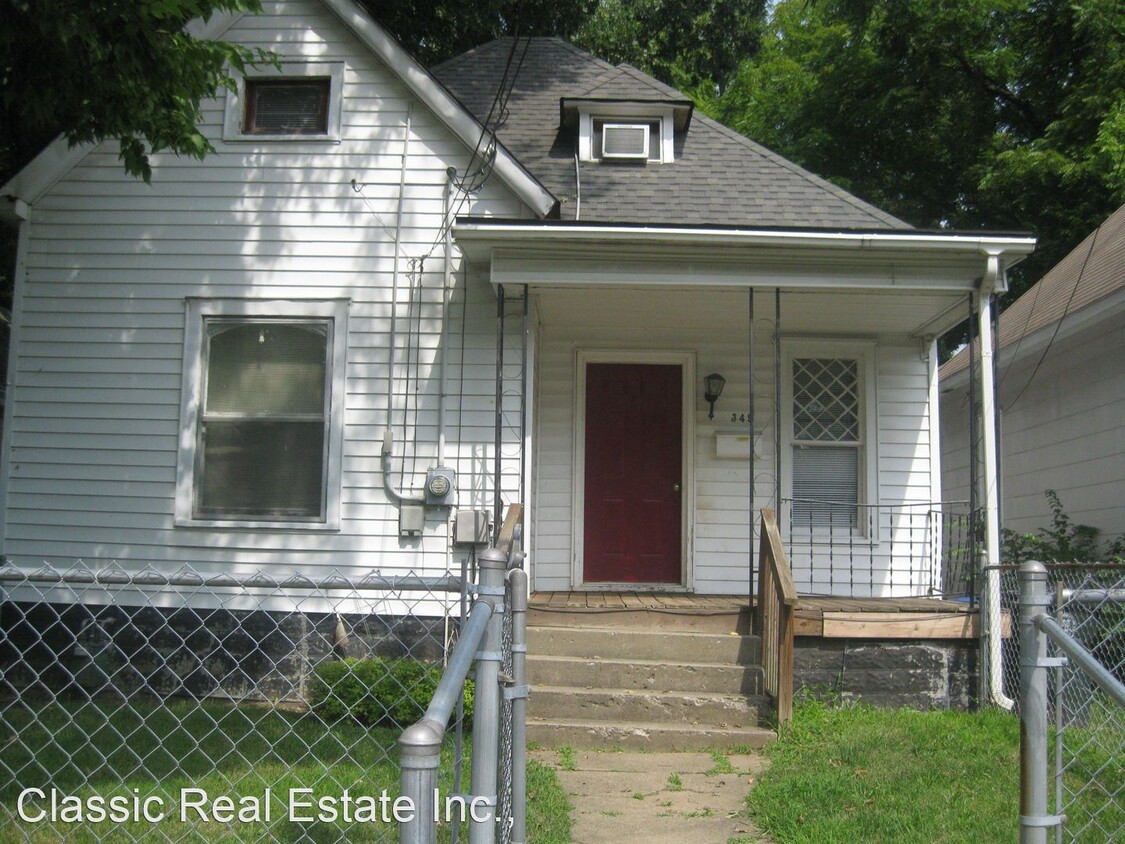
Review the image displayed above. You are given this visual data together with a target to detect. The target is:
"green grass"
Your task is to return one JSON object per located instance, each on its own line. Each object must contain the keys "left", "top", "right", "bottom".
{"left": 0, "top": 697, "right": 570, "bottom": 843}
{"left": 746, "top": 700, "right": 1021, "bottom": 843}
{"left": 748, "top": 699, "right": 1125, "bottom": 843}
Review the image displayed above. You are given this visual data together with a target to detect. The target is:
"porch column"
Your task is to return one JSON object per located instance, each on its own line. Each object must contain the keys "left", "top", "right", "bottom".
{"left": 977, "top": 290, "right": 1001, "bottom": 576}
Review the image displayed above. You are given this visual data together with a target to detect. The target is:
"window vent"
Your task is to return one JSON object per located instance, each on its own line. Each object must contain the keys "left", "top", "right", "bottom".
{"left": 601, "top": 123, "right": 650, "bottom": 159}
{"left": 244, "top": 78, "right": 330, "bottom": 135}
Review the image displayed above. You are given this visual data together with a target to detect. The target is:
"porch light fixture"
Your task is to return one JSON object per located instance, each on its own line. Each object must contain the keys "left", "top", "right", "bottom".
{"left": 704, "top": 372, "right": 726, "bottom": 419}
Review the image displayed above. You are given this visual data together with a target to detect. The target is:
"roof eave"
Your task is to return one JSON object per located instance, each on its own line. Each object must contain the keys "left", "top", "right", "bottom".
{"left": 454, "top": 220, "right": 1037, "bottom": 297}
{"left": 454, "top": 219, "right": 1036, "bottom": 260}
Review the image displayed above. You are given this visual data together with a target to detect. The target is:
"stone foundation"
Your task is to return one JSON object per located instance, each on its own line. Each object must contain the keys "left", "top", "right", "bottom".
{"left": 0, "top": 600, "right": 448, "bottom": 706}
{"left": 794, "top": 637, "right": 979, "bottom": 709}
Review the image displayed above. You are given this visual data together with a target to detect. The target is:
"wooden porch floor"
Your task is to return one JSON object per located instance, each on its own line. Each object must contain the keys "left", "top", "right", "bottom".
{"left": 530, "top": 591, "right": 984, "bottom": 639}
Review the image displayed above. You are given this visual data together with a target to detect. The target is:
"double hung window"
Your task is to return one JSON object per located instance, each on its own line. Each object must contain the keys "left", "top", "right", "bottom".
{"left": 784, "top": 342, "right": 876, "bottom": 532}
{"left": 176, "top": 300, "right": 348, "bottom": 529}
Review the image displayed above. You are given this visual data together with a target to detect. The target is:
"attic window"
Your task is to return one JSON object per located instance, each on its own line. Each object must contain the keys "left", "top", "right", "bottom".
{"left": 244, "top": 79, "right": 330, "bottom": 135}
{"left": 223, "top": 62, "right": 345, "bottom": 142}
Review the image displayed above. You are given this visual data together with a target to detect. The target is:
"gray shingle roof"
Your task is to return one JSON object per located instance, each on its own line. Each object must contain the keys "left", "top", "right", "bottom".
{"left": 432, "top": 37, "right": 911, "bottom": 230}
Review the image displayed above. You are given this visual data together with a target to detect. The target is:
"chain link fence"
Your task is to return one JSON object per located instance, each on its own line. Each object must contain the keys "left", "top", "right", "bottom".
{"left": 997, "top": 563, "right": 1125, "bottom": 842}
{"left": 0, "top": 560, "right": 476, "bottom": 843}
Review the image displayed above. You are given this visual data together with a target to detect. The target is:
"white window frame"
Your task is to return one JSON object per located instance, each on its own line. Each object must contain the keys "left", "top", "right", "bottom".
{"left": 781, "top": 339, "right": 878, "bottom": 541}
{"left": 175, "top": 298, "right": 349, "bottom": 530}
{"left": 223, "top": 62, "right": 345, "bottom": 142}
{"left": 578, "top": 104, "right": 675, "bottom": 163}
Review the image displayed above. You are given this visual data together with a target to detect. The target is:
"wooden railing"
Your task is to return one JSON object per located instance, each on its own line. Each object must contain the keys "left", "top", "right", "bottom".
{"left": 753, "top": 508, "right": 799, "bottom": 726}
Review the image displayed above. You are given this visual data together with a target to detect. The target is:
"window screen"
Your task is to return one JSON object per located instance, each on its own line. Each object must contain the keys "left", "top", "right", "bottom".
{"left": 244, "top": 79, "right": 330, "bottom": 135}
{"left": 792, "top": 358, "right": 861, "bottom": 527}
{"left": 196, "top": 321, "right": 329, "bottom": 519}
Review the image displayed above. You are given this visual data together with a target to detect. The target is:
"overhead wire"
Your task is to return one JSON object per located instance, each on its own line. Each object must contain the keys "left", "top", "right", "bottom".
{"left": 347, "top": 28, "right": 533, "bottom": 503}
{"left": 414, "top": 32, "right": 531, "bottom": 270}
{"left": 1001, "top": 224, "right": 1100, "bottom": 412}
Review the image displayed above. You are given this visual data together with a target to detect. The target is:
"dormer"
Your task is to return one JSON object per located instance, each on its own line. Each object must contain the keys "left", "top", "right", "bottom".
{"left": 561, "top": 98, "right": 694, "bottom": 164}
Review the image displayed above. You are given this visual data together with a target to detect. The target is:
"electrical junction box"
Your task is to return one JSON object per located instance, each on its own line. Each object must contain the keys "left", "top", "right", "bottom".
{"left": 399, "top": 505, "right": 424, "bottom": 537}
{"left": 424, "top": 467, "right": 457, "bottom": 507}
{"left": 454, "top": 510, "right": 491, "bottom": 546}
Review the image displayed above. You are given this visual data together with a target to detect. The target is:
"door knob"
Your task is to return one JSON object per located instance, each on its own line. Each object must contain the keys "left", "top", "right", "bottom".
{"left": 673, "top": 482, "right": 681, "bottom": 493}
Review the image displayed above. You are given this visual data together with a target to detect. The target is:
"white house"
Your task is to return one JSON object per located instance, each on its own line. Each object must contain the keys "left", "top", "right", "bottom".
{"left": 0, "top": 0, "right": 1035, "bottom": 603}
{"left": 942, "top": 204, "right": 1125, "bottom": 552}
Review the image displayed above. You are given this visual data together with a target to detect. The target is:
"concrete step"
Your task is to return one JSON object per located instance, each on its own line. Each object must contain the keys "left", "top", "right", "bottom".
{"left": 527, "top": 717, "right": 775, "bottom": 752}
{"left": 528, "top": 653, "right": 763, "bottom": 695}
{"left": 528, "top": 626, "right": 760, "bottom": 664}
{"left": 529, "top": 606, "right": 750, "bottom": 634}
{"left": 530, "top": 685, "right": 766, "bottom": 729}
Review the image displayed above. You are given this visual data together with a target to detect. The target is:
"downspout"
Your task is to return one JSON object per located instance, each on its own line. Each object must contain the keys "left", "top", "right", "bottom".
{"left": 573, "top": 151, "right": 581, "bottom": 221}
{"left": 978, "top": 254, "right": 1015, "bottom": 710}
{"left": 438, "top": 166, "right": 456, "bottom": 464}
{"left": 927, "top": 337, "right": 942, "bottom": 594}
{"left": 382, "top": 104, "right": 424, "bottom": 504}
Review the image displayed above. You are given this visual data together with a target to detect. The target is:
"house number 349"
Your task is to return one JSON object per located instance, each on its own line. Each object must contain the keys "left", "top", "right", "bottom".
{"left": 729, "top": 413, "right": 752, "bottom": 423}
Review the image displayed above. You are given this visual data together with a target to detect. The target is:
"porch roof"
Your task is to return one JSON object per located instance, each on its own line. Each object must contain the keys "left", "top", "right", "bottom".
{"left": 454, "top": 220, "right": 1035, "bottom": 337}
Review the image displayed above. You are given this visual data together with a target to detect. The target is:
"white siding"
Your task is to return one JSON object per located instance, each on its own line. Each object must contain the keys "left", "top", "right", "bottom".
{"left": 530, "top": 288, "right": 936, "bottom": 595}
{"left": 3, "top": 0, "right": 527, "bottom": 580}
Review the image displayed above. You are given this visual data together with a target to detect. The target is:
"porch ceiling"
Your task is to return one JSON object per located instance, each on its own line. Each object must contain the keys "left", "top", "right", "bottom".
{"left": 534, "top": 286, "right": 971, "bottom": 339}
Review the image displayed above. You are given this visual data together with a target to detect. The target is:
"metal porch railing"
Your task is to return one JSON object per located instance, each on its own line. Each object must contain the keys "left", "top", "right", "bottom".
{"left": 781, "top": 498, "right": 978, "bottom": 598}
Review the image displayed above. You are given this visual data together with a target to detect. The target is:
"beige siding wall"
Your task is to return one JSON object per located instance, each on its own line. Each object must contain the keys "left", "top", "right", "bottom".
{"left": 941, "top": 307, "right": 1125, "bottom": 549}
{"left": 2, "top": 0, "right": 527, "bottom": 577}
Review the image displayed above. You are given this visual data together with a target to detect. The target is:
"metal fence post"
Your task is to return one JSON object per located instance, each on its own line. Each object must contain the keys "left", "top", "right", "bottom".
{"left": 507, "top": 566, "right": 529, "bottom": 844}
{"left": 470, "top": 548, "right": 506, "bottom": 844}
{"left": 399, "top": 722, "right": 442, "bottom": 844}
{"left": 1019, "top": 560, "right": 1054, "bottom": 843}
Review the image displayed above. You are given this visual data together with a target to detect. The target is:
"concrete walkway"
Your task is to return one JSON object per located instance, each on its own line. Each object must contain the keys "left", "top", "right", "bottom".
{"left": 532, "top": 748, "right": 772, "bottom": 843}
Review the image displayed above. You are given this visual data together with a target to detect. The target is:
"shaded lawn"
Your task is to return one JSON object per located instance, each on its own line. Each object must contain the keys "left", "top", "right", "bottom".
{"left": 0, "top": 697, "right": 569, "bottom": 843}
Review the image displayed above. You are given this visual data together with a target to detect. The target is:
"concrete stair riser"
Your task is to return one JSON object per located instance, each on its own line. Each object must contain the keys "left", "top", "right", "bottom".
{"left": 528, "top": 653, "right": 763, "bottom": 694}
{"left": 531, "top": 685, "right": 765, "bottom": 729}
{"left": 527, "top": 719, "right": 775, "bottom": 752}
{"left": 528, "top": 627, "right": 760, "bottom": 664}
{"left": 529, "top": 607, "right": 750, "bottom": 634}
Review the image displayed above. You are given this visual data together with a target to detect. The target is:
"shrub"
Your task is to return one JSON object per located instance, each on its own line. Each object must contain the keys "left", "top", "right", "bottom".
{"left": 1002, "top": 489, "right": 1104, "bottom": 563}
{"left": 308, "top": 656, "right": 474, "bottom": 728}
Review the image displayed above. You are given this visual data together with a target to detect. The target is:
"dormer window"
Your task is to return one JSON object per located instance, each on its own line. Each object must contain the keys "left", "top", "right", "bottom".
{"left": 563, "top": 98, "right": 693, "bottom": 165}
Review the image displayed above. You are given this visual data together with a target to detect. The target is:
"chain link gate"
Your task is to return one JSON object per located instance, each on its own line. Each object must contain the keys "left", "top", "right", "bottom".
{"left": 398, "top": 534, "right": 528, "bottom": 844}
{"left": 1009, "top": 562, "right": 1125, "bottom": 843}
{"left": 0, "top": 561, "right": 468, "bottom": 842}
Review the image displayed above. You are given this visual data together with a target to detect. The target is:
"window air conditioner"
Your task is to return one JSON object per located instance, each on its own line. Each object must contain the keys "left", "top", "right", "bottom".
{"left": 601, "top": 123, "right": 650, "bottom": 159}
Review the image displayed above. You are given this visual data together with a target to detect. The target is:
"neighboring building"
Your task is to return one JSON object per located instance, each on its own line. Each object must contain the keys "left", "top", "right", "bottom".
{"left": 1, "top": 0, "right": 1034, "bottom": 604}
{"left": 941, "top": 205, "right": 1125, "bottom": 552}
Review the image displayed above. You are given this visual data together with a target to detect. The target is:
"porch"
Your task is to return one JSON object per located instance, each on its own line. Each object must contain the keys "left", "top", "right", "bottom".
{"left": 528, "top": 590, "right": 981, "bottom": 640}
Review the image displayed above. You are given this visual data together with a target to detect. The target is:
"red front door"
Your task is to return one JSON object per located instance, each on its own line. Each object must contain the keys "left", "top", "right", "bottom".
{"left": 583, "top": 363, "right": 683, "bottom": 584}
